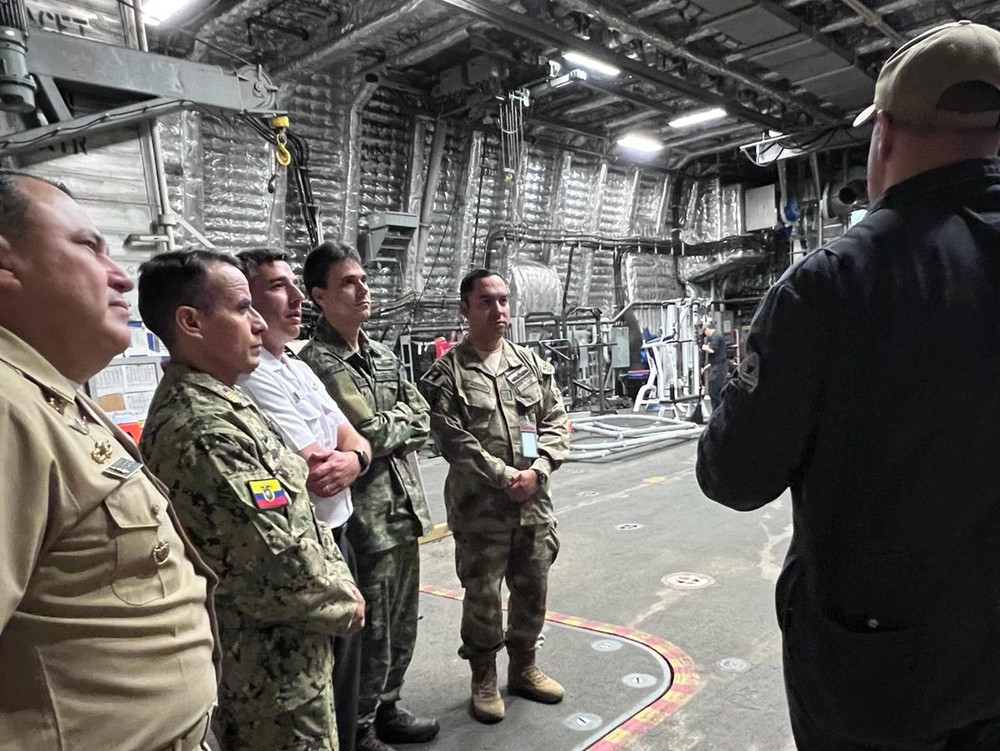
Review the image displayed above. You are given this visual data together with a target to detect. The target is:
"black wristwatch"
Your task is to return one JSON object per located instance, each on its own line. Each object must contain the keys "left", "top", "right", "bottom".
{"left": 532, "top": 468, "right": 547, "bottom": 488}
{"left": 352, "top": 449, "right": 371, "bottom": 476}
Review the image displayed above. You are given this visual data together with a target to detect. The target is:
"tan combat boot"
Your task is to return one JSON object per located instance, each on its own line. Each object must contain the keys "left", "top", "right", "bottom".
{"left": 507, "top": 649, "right": 565, "bottom": 704}
{"left": 469, "top": 654, "right": 505, "bottom": 723}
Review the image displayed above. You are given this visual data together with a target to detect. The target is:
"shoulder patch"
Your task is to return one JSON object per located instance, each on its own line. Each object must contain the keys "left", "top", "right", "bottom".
{"left": 734, "top": 353, "right": 760, "bottom": 393}
{"left": 248, "top": 478, "right": 289, "bottom": 509}
{"left": 421, "top": 367, "right": 448, "bottom": 387}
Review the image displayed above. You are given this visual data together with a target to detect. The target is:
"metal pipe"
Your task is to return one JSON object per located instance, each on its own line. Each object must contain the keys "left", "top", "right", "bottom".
{"left": 604, "top": 109, "right": 664, "bottom": 131}
{"left": 414, "top": 117, "right": 448, "bottom": 292}
{"left": 275, "top": 0, "right": 425, "bottom": 79}
{"left": 130, "top": 0, "right": 175, "bottom": 250}
{"left": 558, "top": 93, "right": 620, "bottom": 118}
{"left": 809, "top": 151, "right": 823, "bottom": 249}
{"left": 659, "top": 122, "right": 760, "bottom": 150}
{"left": 342, "top": 78, "right": 380, "bottom": 243}
{"left": 675, "top": 132, "right": 763, "bottom": 167}
{"left": 360, "top": 18, "right": 469, "bottom": 76}
{"left": 556, "top": 0, "right": 841, "bottom": 125}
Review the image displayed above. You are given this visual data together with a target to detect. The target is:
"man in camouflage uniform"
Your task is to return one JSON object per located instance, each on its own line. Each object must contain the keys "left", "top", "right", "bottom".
{"left": 137, "top": 250, "right": 365, "bottom": 751}
{"left": 420, "top": 269, "right": 568, "bottom": 724}
{"left": 300, "top": 242, "right": 438, "bottom": 751}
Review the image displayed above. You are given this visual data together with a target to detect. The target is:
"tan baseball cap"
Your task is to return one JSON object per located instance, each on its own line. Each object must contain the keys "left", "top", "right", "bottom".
{"left": 853, "top": 20, "right": 1000, "bottom": 129}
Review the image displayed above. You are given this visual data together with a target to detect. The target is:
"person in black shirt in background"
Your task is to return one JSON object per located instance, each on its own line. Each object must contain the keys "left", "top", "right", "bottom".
{"left": 700, "top": 320, "right": 727, "bottom": 411}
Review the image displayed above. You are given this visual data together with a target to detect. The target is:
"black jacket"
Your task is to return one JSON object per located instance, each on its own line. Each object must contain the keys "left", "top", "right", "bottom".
{"left": 697, "top": 157, "right": 1000, "bottom": 746}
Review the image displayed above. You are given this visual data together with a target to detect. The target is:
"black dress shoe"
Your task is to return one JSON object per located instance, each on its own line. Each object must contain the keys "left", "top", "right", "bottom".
{"left": 374, "top": 703, "right": 440, "bottom": 744}
{"left": 356, "top": 724, "right": 397, "bottom": 751}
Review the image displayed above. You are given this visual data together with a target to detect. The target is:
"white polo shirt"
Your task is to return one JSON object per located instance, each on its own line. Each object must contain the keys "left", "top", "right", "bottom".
{"left": 239, "top": 348, "right": 354, "bottom": 527}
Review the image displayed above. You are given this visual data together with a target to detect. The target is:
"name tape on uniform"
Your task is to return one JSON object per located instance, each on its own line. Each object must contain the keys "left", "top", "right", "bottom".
{"left": 102, "top": 457, "right": 143, "bottom": 480}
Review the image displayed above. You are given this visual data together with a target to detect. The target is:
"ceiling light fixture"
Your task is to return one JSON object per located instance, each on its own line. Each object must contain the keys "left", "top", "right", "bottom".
{"left": 562, "top": 51, "right": 620, "bottom": 78}
{"left": 668, "top": 107, "right": 727, "bottom": 129}
{"left": 616, "top": 132, "right": 665, "bottom": 153}
{"left": 142, "top": 0, "right": 195, "bottom": 25}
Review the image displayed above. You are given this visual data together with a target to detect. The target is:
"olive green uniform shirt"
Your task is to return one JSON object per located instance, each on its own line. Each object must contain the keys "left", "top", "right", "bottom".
{"left": 421, "top": 340, "right": 570, "bottom": 533}
{"left": 0, "top": 327, "right": 218, "bottom": 751}
{"left": 299, "top": 321, "right": 432, "bottom": 554}
{"left": 139, "top": 364, "right": 359, "bottom": 730}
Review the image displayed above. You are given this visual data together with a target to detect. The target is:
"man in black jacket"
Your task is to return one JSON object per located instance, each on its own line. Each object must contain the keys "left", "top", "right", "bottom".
{"left": 697, "top": 21, "right": 1000, "bottom": 751}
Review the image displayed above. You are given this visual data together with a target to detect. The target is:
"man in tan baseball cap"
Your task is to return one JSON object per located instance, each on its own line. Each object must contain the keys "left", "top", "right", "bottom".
{"left": 698, "top": 19, "right": 1000, "bottom": 751}
{"left": 855, "top": 20, "right": 1000, "bottom": 201}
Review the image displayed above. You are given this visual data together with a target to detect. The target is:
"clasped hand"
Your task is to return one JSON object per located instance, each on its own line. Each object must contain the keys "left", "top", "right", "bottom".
{"left": 306, "top": 449, "right": 360, "bottom": 497}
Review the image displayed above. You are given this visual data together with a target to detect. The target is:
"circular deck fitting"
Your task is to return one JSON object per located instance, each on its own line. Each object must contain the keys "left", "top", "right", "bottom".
{"left": 717, "top": 657, "right": 751, "bottom": 673}
{"left": 564, "top": 712, "right": 603, "bottom": 731}
{"left": 621, "top": 673, "right": 658, "bottom": 688}
{"left": 662, "top": 572, "right": 715, "bottom": 590}
{"left": 579, "top": 490, "right": 599, "bottom": 497}
{"left": 591, "top": 638, "right": 624, "bottom": 652}
{"left": 615, "top": 523, "right": 644, "bottom": 531}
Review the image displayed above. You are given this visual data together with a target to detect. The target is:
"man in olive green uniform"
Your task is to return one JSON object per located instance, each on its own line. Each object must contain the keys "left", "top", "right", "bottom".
{"left": 137, "top": 250, "right": 365, "bottom": 751}
{"left": 420, "top": 269, "right": 569, "bottom": 724}
{"left": 0, "top": 172, "right": 219, "bottom": 751}
{"left": 300, "top": 242, "right": 438, "bottom": 751}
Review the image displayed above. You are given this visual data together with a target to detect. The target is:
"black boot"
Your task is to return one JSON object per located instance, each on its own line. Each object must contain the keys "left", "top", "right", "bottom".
{"left": 374, "top": 703, "right": 440, "bottom": 744}
{"left": 356, "top": 724, "right": 397, "bottom": 751}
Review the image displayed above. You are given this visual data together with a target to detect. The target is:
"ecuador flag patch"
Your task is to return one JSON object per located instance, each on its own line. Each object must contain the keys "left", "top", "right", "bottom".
{"left": 248, "top": 478, "right": 289, "bottom": 509}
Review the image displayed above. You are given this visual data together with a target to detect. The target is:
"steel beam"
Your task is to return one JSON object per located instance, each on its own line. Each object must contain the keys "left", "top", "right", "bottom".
{"left": 835, "top": 0, "right": 908, "bottom": 45}
{"left": 0, "top": 97, "right": 185, "bottom": 158}
{"left": 33, "top": 74, "right": 71, "bottom": 122}
{"left": 361, "top": 18, "right": 470, "bottom": 76}
{"left": 27, "top": 30, "right": 279, "bottom": 113}
{"left": 557, "top": 0, "right": 842, "bottom": 124}
{"left": 579, "top": 78, "right": 680, "bottom": 119}
{"left": 274, "top": 0, "right": 424, "bottom": 79}
{"left": 528, "top": 114, "right": 609, "bottom": 143}
{"left": 433, "top": 0, "right": 784, "bottom": 131}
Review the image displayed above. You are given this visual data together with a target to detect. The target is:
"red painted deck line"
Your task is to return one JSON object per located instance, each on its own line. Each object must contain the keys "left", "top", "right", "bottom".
{"left": 420, "top": 584, "right": 700, "bottom": 749}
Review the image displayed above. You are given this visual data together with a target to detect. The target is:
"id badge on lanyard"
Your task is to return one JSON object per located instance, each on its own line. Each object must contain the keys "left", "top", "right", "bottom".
{"left": 520, "top": 425, "right": 539, "bottom": 458}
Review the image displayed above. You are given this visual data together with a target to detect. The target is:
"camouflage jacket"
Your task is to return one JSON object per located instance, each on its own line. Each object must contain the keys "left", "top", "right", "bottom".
{"left": 139, "top": 364, "right": 359, "bottom": 720}
{"left": 299, "top": 320, "right": 432, "bottom": 555}
{"left": 420, "top": 340, "right": 570, "bottom": 533}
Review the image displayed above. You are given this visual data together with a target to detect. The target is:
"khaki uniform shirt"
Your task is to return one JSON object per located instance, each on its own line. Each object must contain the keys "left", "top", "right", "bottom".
{"left": 0, "top": 327, "right": 218, "bottom": 751}
{"left": 139, "top": 364, "right": 359, "bottom": 723}
{"left": 421, "top": 340, "right": 570, "bottom": 533}
{"left": 300, "top": 322, "right": 432, "bottom": 555}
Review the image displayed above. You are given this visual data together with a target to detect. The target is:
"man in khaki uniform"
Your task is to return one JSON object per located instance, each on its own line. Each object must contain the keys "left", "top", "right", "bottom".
{"left": 420, "top": 269, "right": 569, "bottom": 724}
{"left": 0, "top": 172, "right": 219, "bottom": 751}
{"left": 137, "top": 250, "right": 365, "bottom": 751}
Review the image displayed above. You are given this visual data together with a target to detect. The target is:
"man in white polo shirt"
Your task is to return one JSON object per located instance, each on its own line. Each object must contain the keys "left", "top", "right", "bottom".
{"left": 236, "top": 248, "right": 372, "bottom": 751}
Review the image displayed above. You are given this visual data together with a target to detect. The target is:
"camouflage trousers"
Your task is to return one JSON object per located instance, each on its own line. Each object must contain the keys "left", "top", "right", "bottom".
{"left": 354, "top": 539, "right": 421, "bottom": 725}
{"left": 453, "top": 523, "right": 560, "bottom": 658}
{"left": 217, "top": 680, "right": 337, "bottom": 751}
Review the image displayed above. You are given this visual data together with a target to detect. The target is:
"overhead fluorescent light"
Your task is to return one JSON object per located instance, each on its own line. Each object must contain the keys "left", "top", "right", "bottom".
{"left": 668, "top": 107, "right": 727, "bottom": 129}
{"left": 562, "top": 51, "right": 620, "bottom": 78}
{"left": 616, "top": 132, "right": 665, "bottom": 153}
{"left": 142, "top": 0, "right": 195, "bottom": 25}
